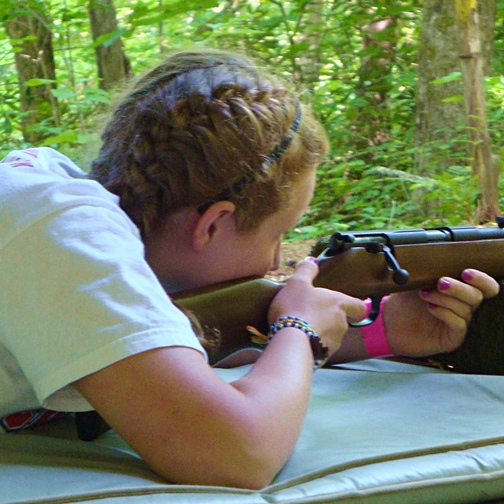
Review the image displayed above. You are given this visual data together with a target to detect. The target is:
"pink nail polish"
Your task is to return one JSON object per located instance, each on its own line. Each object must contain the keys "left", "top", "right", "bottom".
{"left": 304, "top": 256, "right": 319, "bottom": 265}
{"left": 420, "top": 289, "right": 432, "bottom": 297}
{"left": 439, "top": 279, "right": 450, "bottom": 291}
{"left": 462, "top": 269, "right": 474, "bottom": 282}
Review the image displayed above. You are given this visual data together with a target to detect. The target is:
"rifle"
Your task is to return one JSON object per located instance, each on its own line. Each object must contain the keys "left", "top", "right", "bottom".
{"left": 173, "top": 221, "right": 504, "bottom": 364}
{"left": 77, "top": 221, "right": 504, "bottom": 441}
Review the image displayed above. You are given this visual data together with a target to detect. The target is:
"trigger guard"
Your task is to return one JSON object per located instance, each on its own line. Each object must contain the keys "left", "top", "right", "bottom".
{"left": 350, "top": 296, "right": 381, "bottom": 327}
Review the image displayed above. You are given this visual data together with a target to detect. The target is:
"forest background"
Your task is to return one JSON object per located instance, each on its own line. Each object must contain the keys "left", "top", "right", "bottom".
{"left": 1, "top": 0, "right": 503, "bottom": 242}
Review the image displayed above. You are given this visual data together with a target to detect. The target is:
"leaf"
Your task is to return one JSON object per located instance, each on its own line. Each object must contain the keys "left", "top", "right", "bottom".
{"left": 442, "top": 95, "right": 464, "bottom": 103}
{"left": 128, "top": 0, "right": 216, "bottom": 27}
{"left": 51, "top": 88, "right": 75, "bottom": 99}
{"left": 82, "top": 88, "right": 110, "bottom": 104}
{"left": 9, "top": 35, "right": 38, "bottom": 45}
{"left": 24, "top": 78, "right": 56, "bottom": 87}
{"left": 43, "top": 131, "right": 79, "bottom": 145}
{"left": 0, "top": 0, "right": 20, "bottom": 21}
{"left": 431, "top": 72, "right": 462, "bottom": 85}
{"left": 91, "top": 28, "right": 127, "bottom": 49}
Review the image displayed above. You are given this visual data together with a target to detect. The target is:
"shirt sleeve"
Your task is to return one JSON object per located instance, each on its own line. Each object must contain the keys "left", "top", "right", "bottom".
{"left": 0, "top": 204, "right": 206, "bottom": 412}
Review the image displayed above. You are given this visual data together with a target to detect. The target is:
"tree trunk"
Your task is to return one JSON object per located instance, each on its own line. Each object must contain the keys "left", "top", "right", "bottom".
{"left": 88, "top": 0, "right": 131, "bottom": 90}
{"left": 415, "top": 0, "right": 465, "bottom": 173}
{"left": 475, "top": 0, "right": 496, "bottom": 76}
{"left": 455, "top": 0, "right": 499, "bottom": 222}
{"left": 414, "top": 0, "right": 495, "bottom": 174}
{"left": 4, "top": 4, "right": 60, "bottom": 144}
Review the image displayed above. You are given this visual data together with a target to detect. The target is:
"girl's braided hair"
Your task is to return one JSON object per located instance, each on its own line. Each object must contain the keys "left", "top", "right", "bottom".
{"left": 89, "top": 48, "right": 329, "bottom": 238}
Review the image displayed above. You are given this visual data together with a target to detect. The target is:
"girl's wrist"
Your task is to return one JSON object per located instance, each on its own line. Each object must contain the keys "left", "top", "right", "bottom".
{"left": 268, "top": 316, "right": 330, "bottom": 370}
{"left": 360, "top": 297, "right": 394, "bottom": 358}
{"left": 249, "top": 316, "right": 330, "bottom": 371}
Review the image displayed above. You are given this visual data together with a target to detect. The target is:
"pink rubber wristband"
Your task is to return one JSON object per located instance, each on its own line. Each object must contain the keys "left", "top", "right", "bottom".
{"left": 361, "top": 297, "right": 394, "bottom": 358}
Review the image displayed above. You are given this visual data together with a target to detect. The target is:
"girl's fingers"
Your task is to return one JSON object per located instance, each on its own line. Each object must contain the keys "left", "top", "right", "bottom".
{"left": 460, "top": 269, "right": 500, "bottom": 299}
{"left": 289, "top": 256, "right": 319, "bottom": 283}
{"left": 426, "top": 303, "right": 467, "bottom": 333}
{"left": 342, "top": 297, "right": 368, "bottom": 324}
{"left": 437, "top": 276, "right": 483, "bottom": 311}
{"left": 285, "top": 256, "right": 367, "bottom": 324}
{"left": 420, "top": 289, "right": 472, "bottom": 323}
{"left": 419, "top": 270, "right": 500, "bottom": 323}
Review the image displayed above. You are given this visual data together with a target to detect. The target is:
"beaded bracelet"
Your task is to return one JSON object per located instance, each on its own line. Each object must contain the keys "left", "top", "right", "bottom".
{"left": 268, "top": 316, "right": 330, "bottom": 370}
{"left": 360, "top": 297, "right": 394, "bottom": 358}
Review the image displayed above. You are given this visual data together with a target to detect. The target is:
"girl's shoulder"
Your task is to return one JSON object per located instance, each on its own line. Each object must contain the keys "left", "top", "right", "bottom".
{"left": 1, "top": 147, "right": 86, "bottom": 179}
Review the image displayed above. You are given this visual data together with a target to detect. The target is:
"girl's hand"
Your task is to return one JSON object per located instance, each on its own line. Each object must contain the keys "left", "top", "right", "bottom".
{"left": 384, "top": 269, "right": 500, "bottom": 357}
{"left": 269, "top": 257, "right": 367, "bottom": 356}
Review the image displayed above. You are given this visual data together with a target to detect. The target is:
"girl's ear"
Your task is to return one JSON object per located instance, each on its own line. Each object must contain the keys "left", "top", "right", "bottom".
{"left": 191, "top": 201, "right": 237, "bottom": 252}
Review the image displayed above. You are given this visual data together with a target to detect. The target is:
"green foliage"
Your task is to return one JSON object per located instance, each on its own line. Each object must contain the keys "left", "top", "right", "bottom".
{"left": 1, "top": 0, "right": 503, "bottom": 234}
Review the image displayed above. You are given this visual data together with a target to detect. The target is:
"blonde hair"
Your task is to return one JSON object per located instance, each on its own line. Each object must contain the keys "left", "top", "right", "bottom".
{"left": 90, "top": 49, "right": 329, "bottom": 237}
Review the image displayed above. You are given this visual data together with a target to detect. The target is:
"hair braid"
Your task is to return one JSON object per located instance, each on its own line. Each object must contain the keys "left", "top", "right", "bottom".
{"left": 90, "top": 49, "right": 329, "bottom": 236}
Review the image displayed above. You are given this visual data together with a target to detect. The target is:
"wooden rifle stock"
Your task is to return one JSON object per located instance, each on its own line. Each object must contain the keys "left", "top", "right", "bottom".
{"left": 173, "top": 224, "right": 504, "bottom": 363}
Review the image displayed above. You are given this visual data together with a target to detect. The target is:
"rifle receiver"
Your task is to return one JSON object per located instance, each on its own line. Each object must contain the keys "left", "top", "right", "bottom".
{"left": 320, "top": 223, "right": 504, "bottom": 288}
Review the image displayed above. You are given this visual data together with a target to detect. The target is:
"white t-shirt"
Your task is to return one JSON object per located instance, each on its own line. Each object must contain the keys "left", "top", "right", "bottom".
{"left": 0, "top": 147, "right": 205, "bottom": 417}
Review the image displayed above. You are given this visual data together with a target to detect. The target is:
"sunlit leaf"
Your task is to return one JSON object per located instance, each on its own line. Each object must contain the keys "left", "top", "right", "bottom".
{"left": 51, "top": 88, "right": 75, "bottom": 99}
{"left": 43, "top": 131, "right": 79, "bottom": 145}
{"left": 24, "top": 78, "right": 56, "bottom": 87}
{"left": 442, "top": 95, "right": 464, "bottom": 103}
{"left": 90, "top": 28, "right": 127, "bottom": 48}
{"left": 431, "top": 72, "right": 462, "bottom": 85}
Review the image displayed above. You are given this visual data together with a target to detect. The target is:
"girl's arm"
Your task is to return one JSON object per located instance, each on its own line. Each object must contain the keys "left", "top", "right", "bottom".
{"left": 74, "top": 259, "right": 366, "bottom": 489}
